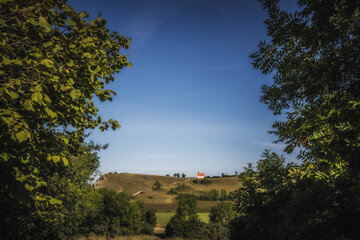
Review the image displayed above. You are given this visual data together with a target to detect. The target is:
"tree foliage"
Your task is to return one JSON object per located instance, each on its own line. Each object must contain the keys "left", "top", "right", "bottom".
{"left": 94, "top": 190, "right": 156, "bottom": 238}
{"left": 231, "top": 150, "right": 360, "bottom": 240}
{"left": 251, "top": 0, "right": 360, "bottom": 179}
{"left": 166, "top": 194, "right": 204, "bottom": 239}
{"left": 0, "top": 0, "right": 131, "bottom": 238}
{"left": 231, "top": 1, "right": 360, "bottom": 238}
{"left": 152, "top": 181, "right": 162, "bottom": 190}
{"left": 1, "top": 0, "right": 130, "bottom": 202}
{"left": 209, "top": 202, "right": 235, "bottom": 225}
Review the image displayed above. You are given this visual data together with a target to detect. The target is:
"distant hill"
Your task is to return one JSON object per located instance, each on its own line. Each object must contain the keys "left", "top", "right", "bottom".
{"left": 94, "top": 173, "right": 242, "bottom": 211}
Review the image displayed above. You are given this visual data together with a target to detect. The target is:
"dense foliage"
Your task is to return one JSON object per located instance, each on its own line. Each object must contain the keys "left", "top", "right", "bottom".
{"left": 231, "top": 150, "right": 360, "bottom": 240}
{"left": 0, "top": 0, "right": 149, "bottom": 239}
{"left": 230, "top": 0, "right": 360, "bottom": 237}
{"left": 232, "top": 1, "right": 360, "bottom": 236}
{"left": 94, "top": 189, "right": 156, "bottom": 238}
{"left": 166, "top": 194, "right": 231, "bottom": 240}
{"left": 251, "top": 0, "right": 360, "bottom": 179}
{"left": 165, "top": 194, "right": 204, "bottom": 239}
{"left": 209, "top": 202, "right": 235, "bottom": 225}
{"left": 195, "top": 189, "right": 233, "bottom": 201}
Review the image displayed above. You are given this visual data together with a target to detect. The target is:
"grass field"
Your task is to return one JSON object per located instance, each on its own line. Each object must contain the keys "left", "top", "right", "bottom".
{"left": 156, "top": 212, "right": 210, "bottom": 227}
{"left": 94, "top": 173, "right": 242, "bottom": 210}
{"left": 145, "top": 200, "right": 226, "bottom": 212}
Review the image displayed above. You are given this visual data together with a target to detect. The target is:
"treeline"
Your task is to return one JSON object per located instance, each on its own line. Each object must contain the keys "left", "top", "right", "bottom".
{"left": 195, "top": 189, "right": 233, "bottom": 201}
{"left": 173, "top": 173, "right": 186, "bottom": 178}
{"left": 209, "top": 172, "right": 239, "bottom": 178}
{"left": 165, "top": 194, "right": 232, "bottom": 240}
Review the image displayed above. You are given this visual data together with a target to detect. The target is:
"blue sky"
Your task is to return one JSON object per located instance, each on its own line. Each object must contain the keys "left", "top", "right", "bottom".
{"left": 69, "top": 0, "right": 299, "bottom": 177}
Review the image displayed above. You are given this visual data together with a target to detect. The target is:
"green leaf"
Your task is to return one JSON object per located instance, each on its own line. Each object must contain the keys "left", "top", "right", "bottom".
{"left": 51, "top": 155, "right": 61, "bottom": 163}
{"left": 29, "top": 18, "right": 38, "bottom": 26}
{"left": 65, "top": 19, "right": 75, "bottom": 26}
{"left": 25, "top": 184, "right": 34, "bottom": 191}
{"left": 41, "top": 59, "right": 54, "bottom": 68}
{"left": 70, "top": 89, "right": 80, "bottom": 99}
{"left": 35, "top": 195, "right": 46, "bottom": 201}
{"left": 61, "top": 136, "right": 69, "bottom": 144}
{"left": 31, "top": 92, "right": 43, "bottom": 102}
{"left": 2, "top": 57, "right": 11, "bottom": 65}
{"left": 111, "top": 120, "right": 120, "bottom": 130}
{"left": 45, "top": 107, "right": 57, "bottom": 118}
{"left": 94, "top": 65, "right": 101, "bottom": 73}
{"left": 43, "top": 94, "right": 51, "bottom": 103}
{"left": 0, "top": 153, "right": 9, "bottom": 161}
{"left": 33, "top": 85, "right": 43, "bottom": 92}
{"left": 48, "top": 197, "right": 62, "bottom": 205}
{"left": 24, "top": 99, "right": 33, "bottom": 111}
{"left": 83, "top": 52, "right": 92, "bottom": 58}
{"left": 62, "top": 157, "right": 69, "bottom": 166}
{"left": 9, "top": 91, "right": 19, "bottom": 100}
{"left": 43, "top": 42, "right": 53, "bottom": 48}
{"left": 67, "top": 60, "right": 74, "bottom": 67}
{"left": 39, "top": 16, "right": 52, "bottom": 32}
{"left": 52, "top": 76, "right": 60, "bottom": 82}
{"left": 60, "top": 85, "right": 71, "bottom": 91}
{"left": 16, "top": 130, "right": 30, "bottom": 143}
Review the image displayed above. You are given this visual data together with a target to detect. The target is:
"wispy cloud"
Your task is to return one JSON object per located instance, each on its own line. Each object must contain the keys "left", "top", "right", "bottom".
{"left": 137, "top": 153, "right": 179, "bottom": 159}
{"left": 124, "top": 4, "right": 182, "bottom": 49}
{"left": 252, "top": 140, "right": 287, "bottom": 149}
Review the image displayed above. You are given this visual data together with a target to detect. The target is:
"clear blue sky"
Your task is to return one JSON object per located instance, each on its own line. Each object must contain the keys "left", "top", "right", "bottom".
{"left": 69, "top": 0, "right": 299, "bottom": 177}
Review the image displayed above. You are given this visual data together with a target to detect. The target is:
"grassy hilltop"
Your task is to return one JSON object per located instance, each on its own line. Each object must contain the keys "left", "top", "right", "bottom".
{"left": 94, "top": 173, "right": 242, "bottom": 211}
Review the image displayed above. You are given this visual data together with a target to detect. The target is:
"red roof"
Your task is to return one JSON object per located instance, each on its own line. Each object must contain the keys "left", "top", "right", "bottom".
{"left": 197, "top": 173, "right": 205, "bottom": 176}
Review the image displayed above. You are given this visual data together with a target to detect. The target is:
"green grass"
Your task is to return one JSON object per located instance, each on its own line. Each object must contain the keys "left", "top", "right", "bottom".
{"left": 156, "top": 212, "right": 176, "bottom": 226}
{"left": 156, "top": 212, "right": 209, "bottom": 227}
{"left": 145, "top": 203, "right": 178, "bottom": 212}
{"left": 145, "top": 201, "right": 231, "bottom": 212}
{"left": 198, "top": 213, "right": 210, "bottom": 223}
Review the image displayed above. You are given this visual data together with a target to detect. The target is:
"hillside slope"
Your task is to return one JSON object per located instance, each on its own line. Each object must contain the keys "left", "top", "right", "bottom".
{"left": 94, "top": 173, "right": 242, "bottom": 207}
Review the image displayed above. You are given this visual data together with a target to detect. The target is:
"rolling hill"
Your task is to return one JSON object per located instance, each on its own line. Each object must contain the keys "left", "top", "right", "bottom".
{"left": 94, "top": 173, "right": 242, "bottom": 211}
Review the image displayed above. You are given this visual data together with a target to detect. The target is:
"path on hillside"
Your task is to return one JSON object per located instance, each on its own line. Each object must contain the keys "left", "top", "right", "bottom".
{"left": 132, "top": 191, "right": 142, "bottom": 196}
{"left": 167, "top": 178, "right": 190, "bottom": 187}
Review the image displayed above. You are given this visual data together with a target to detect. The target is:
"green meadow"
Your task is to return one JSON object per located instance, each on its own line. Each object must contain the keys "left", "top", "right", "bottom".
{"left": 156, "top": 212, "right": 210, "bottom": 227}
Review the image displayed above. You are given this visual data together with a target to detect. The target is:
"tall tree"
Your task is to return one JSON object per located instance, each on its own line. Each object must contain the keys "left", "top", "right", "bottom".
{"left": 166, "top": 194, "right": 204, "bottom": 239}
{"left": 0, "top": 0, "right": 130, "bottom": 238}
{"left": 251, "top": 0, "right": 360, "bottom": 179}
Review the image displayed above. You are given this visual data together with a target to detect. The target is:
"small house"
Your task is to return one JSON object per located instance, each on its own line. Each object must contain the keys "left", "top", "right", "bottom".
{"left": 197, "top": 172, "right": 205, "bottom": 179}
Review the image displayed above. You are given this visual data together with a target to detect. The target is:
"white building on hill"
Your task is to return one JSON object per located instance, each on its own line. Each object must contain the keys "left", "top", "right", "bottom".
{"left": 197, "top": 172, "right": 205, "bottom": 179}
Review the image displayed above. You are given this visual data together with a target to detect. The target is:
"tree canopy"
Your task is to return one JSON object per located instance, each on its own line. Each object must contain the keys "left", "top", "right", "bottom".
{"left": 251, "top": 0, "right": 360, "bottom": 179}
{"left": 0, "top": 0, "right": 132, "bottom": 238}
{"left": 230, "top": 1, "right": 360, "bottom": 239}
{"left": 1, "top": 0, "right": 130, "bottom": 205}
